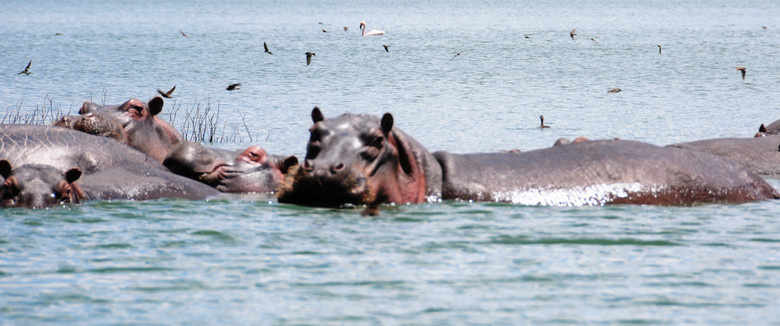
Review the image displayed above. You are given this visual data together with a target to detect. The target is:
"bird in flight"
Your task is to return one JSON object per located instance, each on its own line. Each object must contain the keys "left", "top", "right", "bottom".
{"left": 157, "top": 86, "right": 176, "bottom": 98}
{"left": 18, "top": 60, "right": 31, "bottom": 75}
{"left": 451, "top": 52, "right": 462, "bottom": 60}
{"left": 179, "top": 29, "right": 189, "bottom": 38}
{"left": 736, "top": 67, "right": 746, "bottom": 80}
{"left": 226, "top": 83, "right": 241, "bottom": 91}
{"left": 570, "top": 29, "right": 577, "bottom": 39}
{"left": 383, "top": 44, "right": 390, "bottom": 52}
{"left": 305, "top": 52, "right": 316, "bottom": 66}
{"left": 607, "top": 88, "right": 622, "bottom": 93}
{"left": 264, "top": 42, "right": 273, "bottom": 55}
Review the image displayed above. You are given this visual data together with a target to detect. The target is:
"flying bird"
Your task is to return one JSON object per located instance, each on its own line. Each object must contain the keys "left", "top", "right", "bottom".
{"left": 539, "top": 115, "right": 551, "bottom": 129}
{"left": 383, "top": 44, "right": 390, "bottom": 52}
{"left": 570, "top": 29, "right": 577, "bottom": 39}
{"left": 17, "top": 60, "right": 31, "bottom": 75}
{"left": 179, "top": 29, "right": 189, "bottom": 38}
{"left": 55, "top": 33, "right": 63, "bottom": 36}
{"left": 264, "top": 42, "right": 273, "bottom": 55}
{"left": 344, "top": 26, "right": 349, "bottom": 32}
{"left": 451, "top": 52, "right": 462, "bottom": 60}
{"left": 589, "top": 37, "right": 598, "bottom": 44}
{"left": 157, "top": 86, "right": 176, "bottom": 98}
{"left": 607, "top": 88, "right": 622, "bottom": 93}
{"left": 322, "top": 29, "right": 328, "bottom": 33}
{"left": 305, "top": 52, "right": 316, "bottom": 66}
{"left": 736, "top": 67, "right": 746, "bottom": 80}
{"left": 359, "top": 21, "right": 385, "bottom": 36}
{"left": 656, "top": 44, "right": 662, "bottom": 54}
{"left": 226, "top": 83, "right": 241, "bottom": 91}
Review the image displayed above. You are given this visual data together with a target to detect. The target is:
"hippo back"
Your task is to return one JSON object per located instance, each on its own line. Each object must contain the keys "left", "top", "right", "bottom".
{"left": 668, "top": 135, "right": 780, "bottom": 175}
{"left": 434, "top": 139, "right": 778, "bottom": 206}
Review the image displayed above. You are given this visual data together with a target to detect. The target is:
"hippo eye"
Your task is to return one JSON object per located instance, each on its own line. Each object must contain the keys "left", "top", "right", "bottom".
{"left": 367, "top": 135, "right": 384, "bottom": 149}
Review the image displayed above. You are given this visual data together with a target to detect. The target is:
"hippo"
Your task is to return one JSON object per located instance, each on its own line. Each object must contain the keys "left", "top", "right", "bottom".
{"left": 0, "top": 124, "right": 219, "bottom": 208}
{"left": 668, "top": 135, "right": 780, "bottom": 175}
{"left": 277, "top": 107, "right": 442, "bottom": 207}
{"left": 55, "top": 97, "right": 182, "bottom": 162}
{"left": 163, "top": 142, "right": 298, "bottom": 193}
{"left": 277, "top": 109, "right": 778, "bottom": 208}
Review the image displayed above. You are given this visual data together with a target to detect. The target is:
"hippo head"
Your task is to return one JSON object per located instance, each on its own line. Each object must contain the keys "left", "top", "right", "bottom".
{"left": 53, "top": 112, "right": 128, "bottom": 143}
{"left": 163, "top": 142, "right": 298, "bottom": 193}
{"left": 74, "top": 97, "right": 183, "bottom": 162}
{"left": 277, "top": 107, "right": 429, "bottom": 207}
{"left": 0, "top": 160, "right": 85, "bottom": 209}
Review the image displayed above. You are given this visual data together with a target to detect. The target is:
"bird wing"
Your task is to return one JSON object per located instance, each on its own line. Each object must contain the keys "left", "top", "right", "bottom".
{"left": 25, "top": 60, "right": 31, "bottom": 70}
{"left": 166, "top": 85, "right": 176, "bottom": 95}
{"left": 264, "top": 42, "right": 269, "bottom": 52}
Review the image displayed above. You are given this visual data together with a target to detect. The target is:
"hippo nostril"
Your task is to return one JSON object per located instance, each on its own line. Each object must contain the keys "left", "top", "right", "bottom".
{"left": 331, "top": 162, "right": 344, "bottom": 174}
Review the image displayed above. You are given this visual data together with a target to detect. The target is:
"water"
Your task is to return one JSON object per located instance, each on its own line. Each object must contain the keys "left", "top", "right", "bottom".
{"left": 2, "top": 0, "right": 780, "bottom": 324}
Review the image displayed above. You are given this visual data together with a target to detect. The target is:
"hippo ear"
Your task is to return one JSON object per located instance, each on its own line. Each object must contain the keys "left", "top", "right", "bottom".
{"left": 312, "top": 106, "right": 324, "bottom": 123}
{"left": 65, "top": 168, "right": 82, "bottom": 184}
{"left": 381, "top": 113, "right": 394, "bottom": 135}
{"left": 0, "top": 160, "right": 12, "bottom": 179}
{"left": 759, "top": 124, "right": 767, "bottom": 133}
{"left": 148, "top": 96, "right": 164, "bottom": 116}
{"left": 280, "top": 156, "right": 299, "bottom": 174}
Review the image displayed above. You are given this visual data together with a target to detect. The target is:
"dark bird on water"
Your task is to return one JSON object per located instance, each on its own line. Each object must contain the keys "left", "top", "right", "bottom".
{"left": 17, "top": 60, "right": 31, "bottom": 75}
{"left": 305, "top": 52, "right": 316, "bottom": 66}
{"left": 539, "top": 115, "right": 551, "bottom": 129}
{"left": 157, "top": 86, "right": 176, "bottom": 98}
{"left": 179, "top": 29, "right": 189, "bottom": 38}
{"left": 524, "top": 34, "right": 531, "bottom": 38}
{"left": 736, "top": 67, "right": 746, "bottom": 80}
{"left": 383, "top": 44, "right": 389, "bottom": 52}
{"left": 570, "top": 29, "right": 577, "bottom": 39}
{"left": 322, "top": 29, "right": 328, "bottom": 33}
{"left": 55, "top": 33, "right": 63, "bottom": 36}
{"left": 226, "top": 83, "right": 241, "bottom": 91}
{"left": 451, "top": 52, "right": 461, "bottom": 60}
{"left": 607, "top": 88, "right": 622, "bottom": 93}
{"left": 264, "top": 42, "right": 273, "bottom": 55}
{"left": 762, "top": 26, "right": 768, "bottom": 29}
{"left": 656, "top": 44, "right": 662, "bottom": 54}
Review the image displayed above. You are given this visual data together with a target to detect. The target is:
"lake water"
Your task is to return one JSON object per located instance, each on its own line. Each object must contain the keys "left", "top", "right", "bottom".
{"left": 2, "top": 0, "right": 780, "bottom": 324}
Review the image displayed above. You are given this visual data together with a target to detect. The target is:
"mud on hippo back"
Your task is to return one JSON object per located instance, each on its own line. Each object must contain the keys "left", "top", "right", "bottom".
{"left": 277, "top": 109, "right": 778, "bottom": 208}
{"left": 163, "top": 142, "right": 297, "bottom": 193}
{"left": 54, "top": 96, "right": 182, "bottom": 162}
{"left": 0, "top": 124, "right": 218, "bottom": 208}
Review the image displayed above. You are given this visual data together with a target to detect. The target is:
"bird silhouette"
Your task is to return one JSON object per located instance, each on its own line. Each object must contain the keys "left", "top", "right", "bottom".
{"left": 524, "top": 34, "right": 531, "bottom": 39}
{"left": 344, "top": 26, "right": 349, "bottom": 32}
{"left": 656, "top": 44, "right": 662, "bottom": 54}
{"left": 607, "top": 88, "right": 622, "bottom": 93}
{"left": 179, "top": 29, "right": 189, "bottom": 38}
{"left": 17, "top": 60, "right": 31, "bottom": 75}
{"left": 226, "top": 83, "right": 241, "bottom": 91}
{"left": 157, "top": 86, "right": 176, "bottom": 98}
{"left": 736, "top": 67, "right": 746, "bottom": 80}
{"left": 451, "top": 52, "right": 462, "bottom": 60}
{"left": 55, "top": 33, "right": 63, "bottom": 36}
{"left": 305, "top": 52, "right": 316, "bottom": 66}
{"left": 589, "top": 37, "right": 598, "bottom": 43}
{"left": 539, "top": 115, "right": 551, "bottom": 128}
{"left": 264, "top": 42, "right": 273, "bottom": 55}
{"left": 570, "top": 29, "right": 577, "bottom": 39}
{"left": 383, "top": 44, "right": 390, "bottom": 52}
{"left": 322, "top": 29, "right": 328, "bottom": 33}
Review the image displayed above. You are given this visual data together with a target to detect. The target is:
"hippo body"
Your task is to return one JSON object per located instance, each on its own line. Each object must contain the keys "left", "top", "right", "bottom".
{"left": 278, "top": 110, "right": 778, "bottom": 208}
{"left": 56, "top": 97, "right": 182, "bottom": 162}
{"left": 0, "top": 124, "right": 218, "bottom": 208}
{"left": 163, "top": 142, "right": 297, "bottom": 193}
{"left": 435, "top": 140, "right": 779, "bottom": 206}
{"left": 669, "top": 135, "right": 780, "bottom": 175}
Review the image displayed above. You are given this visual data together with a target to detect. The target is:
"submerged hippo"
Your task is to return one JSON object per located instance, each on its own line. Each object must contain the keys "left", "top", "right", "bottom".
{"left": 163, "top": 142, "right": 298, "bottom": 193}
{"left": 277, "top": 109, "right": 778, "bottom": 207}
{"left": 0, "top": 124, "right": 218, "bottom": 208}
{"left": 54, "top": 96, "right": 182, "bottom": 162}
{"left": 669, "top": 134, "right": 780, "bottom": 175}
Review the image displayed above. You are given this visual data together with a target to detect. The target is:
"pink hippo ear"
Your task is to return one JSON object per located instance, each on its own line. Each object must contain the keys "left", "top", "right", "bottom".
{"left": 312, "top": 106, "right": 324, "bottom": 123}
{"left": 148, "top": 96, "right": 164, "bottom": 116}
{"left": 65, "top": 168, "right": 82, "bottom": 184}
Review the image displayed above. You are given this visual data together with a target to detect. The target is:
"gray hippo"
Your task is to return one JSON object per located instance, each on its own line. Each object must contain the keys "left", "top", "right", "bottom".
{"left": 55, "top": 97, "right": 182, "bottom": 162}
{"left": 163, "top": 142, "right": 298, "bottom": 193}
{"left": 277, "top": 108, "right": 779, "bottom": 208}
{"left": 668, "top": 120, "right": 780, "bottom": 175}
{"left": 0, "top": 124, "right": 219, "bottom": 208}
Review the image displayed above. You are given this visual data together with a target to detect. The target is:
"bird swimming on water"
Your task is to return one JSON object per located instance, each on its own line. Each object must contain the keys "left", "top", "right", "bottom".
{"left": 359, "top": 21, "right": 385, "bottom": 36}
{"left": 655, "top": 44, "right": 662, "bottom": 54}
{"left": 736, "top": 67, "right": 746, "bottom": 80}
{"left": 226, "top": 83, "right": 241, "bottom": 91}
{"left": 264, "top": 42, "right": 273, "bottom": 55}
{"left": 607, "top": 88, "right": 622, "bottom": 93}
{"left": 157, "top": 86, "right": 176, "bottom": 98}
{"left": 539, "top": 115, "right": 551, "bottom": 128}
{"left": 305, "top": 52, "right": 316, "bottom": 66}
{"left": 17, "top": 60, "right": 31, "bottom": 75}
